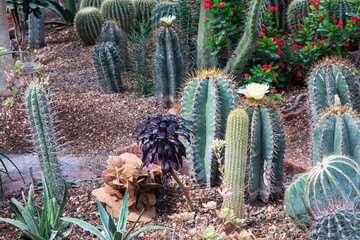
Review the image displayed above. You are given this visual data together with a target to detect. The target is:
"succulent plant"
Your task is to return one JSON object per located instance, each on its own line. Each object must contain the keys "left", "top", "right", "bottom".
{"left": 270, "top": 0, "right": 291, "bottom": 30}
{"left": 151, "top": 2, "right": 179, "bottom": 28}
{"left": 80, "top": 0, "right": 104, "bottom": 9}
{"left": 101, "top": 0, "right": 136, "bottom": 33}
{"left": 74, "top": 7, "right": 103, "bottom": 45}
{"left": 286, "top": 0, "right": 311, "bottom": 35}
{"left": 308, "top": 57, "right": 360, "bottom": 121}
{"left": 100, "top": 21, "right": 128, "bottom": 72}
{"left": 154, "top": 18, "right": 187, "bottom": 105}
{"left": 312, "top": 103, "right": 360, "bottom": 165}
{"left": 223, "top": 109, "right": 249, "bottom": 218}
{"left": 25, "top": 80, "right": 64, "bottom": 200}
{"left": 93, "top": 42, "right": 123, "bottom": 93}
{"left": 28, "top": 7, "right": 45, "bottom": 48}
{"left": 328, "top": 0, "right": 354, "bottom": 25}
{"left": 181, "top": 70, "right": 239, "bottom": 186}
{"left": 133, "top": 0, "right": 158, "bottom": 23}
{"left": 285, "top": 155, "right": 360, "bottom": 229}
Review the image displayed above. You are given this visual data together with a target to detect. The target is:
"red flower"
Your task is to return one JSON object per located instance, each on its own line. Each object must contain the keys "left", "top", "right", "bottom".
{"left": 298, "top": 24, "right": 303, "bottom": 29}
{"left": 271, "top": 89, "right": 277, "bottom": 93}
{"left": 304, "top": 47, "right": 308, "bottom": 51}
{"left": 204, "top": 3, "right": 211, "bottom": 8}
{"left": 274, "top": 78, "right": 277, "bottom": 83}
{"left": 291, "top": 46, "right": 297, "bottom": 50}
{"left": 281, "top": 111, "right": 287, "bottom": 114}
{"left": 332, "top": 15, "right": 338, "bottom": 20}
{"left": 245, "top": 74, "right": 249, "bottom": 78}
{"left": 232, "top": 53, "right": 236, "bottom": 55}
{"left": 297, "top": 72, "right": 302, "bottom": 77}
{"left": 319, "top": 15, "right": 324, "bottom": 19}
{"left": 312, "top": 1, "right": 319, "bottom": 7}
{"left": 278, "top": 63, "right": 284, "bottom": 68}
{"left": 213, "top": 4, "right": 216, "bottom": 7}
{"left": 297, "top": 14, "right": 306, "bottom": 18}
{"left": 204, "top": 0, "right": 210, "bottom": 3}
{"left": 219, "top": 2, "right": 226, "bottom": 7}
{"left": 145, "top": 47, "right": 150, "bottom": 51}
{"left": 344, "top": 42, "right": 350, "bottom": 48}
{"left": 351, "top": 17, "right": 357, "bottom": 23}
{"left": 337, "top": 21, "right": 343, "bottom": 29}
{"left": 242, "top": 11, "right": 247, "bottom": 14}
{"left": 277, "top": 50, "right": 283, "bottom": 55}
{"left": 231, "top": 14, "right": 234, "bottom": 17}
{"left": 261, "top": 27, "right": 266, "bottom": 32}
{"left": 267, "top": 6, "right": 278, "bottom": 12}
{"left": 262, "top": 65, "right": 268, "bottom": 71}
{"left": 268, "top": 65, "right": 272, "bottom": 70}
{"left": 259, "top": 32, "right": 265, "bottom": 38}
{"left": 204, "top": 18, "right": 209, "bottom": 22}
{"left": 311, "top": 41, "right": 317, "bottom": 46}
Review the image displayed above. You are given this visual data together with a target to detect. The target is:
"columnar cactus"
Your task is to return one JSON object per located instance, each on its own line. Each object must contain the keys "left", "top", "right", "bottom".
{"left": 134, "top": 0, "right": 158, "bottom": 23}
{"left": 270, "top": 0, "right": 291, "bottom": 30}
{"left": 287, "top": 0, "right": 311, "bottom": 35}
{"left": 100, "top": 0, "right": 136, "bottom": 33}
{"left": 312, "top": 103, "right": 360, "bottom": 165}
{"left": 224, "top": 109, "right": 249, "bottom": 219}
{"left": 28, "top": 7, "right": 45, "bottom": 48}
{"left": 100, "top": 21, "right": 128, "bottom": 72}
{"left": 74, "top": 7, "right": 103, "bottom": 45}
{"left": 181, "top": 70, "right": 239, "bottom": 186}
{"left": 239, "top": 83, "right": 285, "bottom": 203}
{"left": 285, "top": 155, "right": 360, "bottom": 229}
{"left": 310, "top": 207, "right": 360, "bottom": 240}
{"left": 80, "top": 0, "right": 104, "bottom": 9}
{"left": 25, "top": 81, "right": 64, "bottom": 200}
{"left": 151, "top": 2, "right": 179, "bottom": 28}
{"left": 154, "top": 16, "right": 186, "bottom": 105}
{"left": 308, "top": 57, "right": 360, "bottom": 121}
{"left": 93, "top": 42, "right": 123, "bottom": 93}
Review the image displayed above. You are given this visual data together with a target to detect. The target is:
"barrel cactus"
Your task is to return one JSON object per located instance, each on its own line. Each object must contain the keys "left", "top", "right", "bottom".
{"left": 28, "top": 7, "right": 45, "bottom": 48}
{"left": 25, "top": 81, "right": 64, "bottom": 200}
{"left": 152, "top": 2, "right": 179, "bottom": 28}
{"left": 270, "top": 0, "right": 291, "bottom": 30}
{"left": 313, "top": 102, "right": 360, "bottom": 165}
{"left": 134, "top": 0, "right": 158, "bottom": 23}
{"left": 100, "top": 0, "right": 136, "bottom": 33}
{"left": 287, "top": 0, "right": 311, "bottom": 35}
{"left": 74, "top": 7, "right": 103, "bottom": 45}
{"left": 308, "top": 57, "right": 360, "bottom": 121}
{"left": 154, "top": 16, "right": 186, "bottom": 106}
{"left": 181, "top": 70, "right": 239, "bottom": 186}
{"left": 99, "top": 21, "right": 128, "bottom": 72}
{"left": 80, "top": 0, "right": 103, "bottom": 9}
{"left": 93, "top": 42, "right": 123, "bottom": 93}
{"left": 285, "top": 155, "right": 360, "bottom": 229}
{"left": 310, "top": 206, "right": 360, "bottom": 240}
{"left": 224, "top": 109, "right": 249, "bottom": 219}
{"left": 239, "top": 83, "right": 285, "bottom": 203}
{"left": 328, "top": 0, "right": 354, "bottom": 24}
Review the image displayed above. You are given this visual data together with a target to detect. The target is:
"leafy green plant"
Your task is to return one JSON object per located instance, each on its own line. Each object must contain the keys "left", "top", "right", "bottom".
{"left": 127, "top": 21, "right": 154, "bottom": 96}
{"left": 0, "top": 175, "right": 71, "bottom": 240}
{"left": 62, "top": 192, "right": 172, "bottom": 239}
{"left": 0, "top": 153, "right": 24, "bottom": 195}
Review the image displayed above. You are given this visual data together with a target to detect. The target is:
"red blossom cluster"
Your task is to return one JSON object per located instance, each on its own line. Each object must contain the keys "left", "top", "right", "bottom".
{"left": 267, "top": 6, "right": 277, "bottom": 12}
{"left": 297, "top": 14, "right": 306, "bottom": 18}
{"left": 311, "top": 0, "right": 319, "bottom": 7}
{"left": 262, "top": 64, "right": 272, "bottom": 71}
{"left": 337, "top": 21, "right": 343, "bottom": 29}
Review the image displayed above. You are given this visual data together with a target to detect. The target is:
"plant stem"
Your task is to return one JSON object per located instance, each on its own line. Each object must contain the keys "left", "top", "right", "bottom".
{"left": 169, "top": 167, "right": 195, "bottom": 212}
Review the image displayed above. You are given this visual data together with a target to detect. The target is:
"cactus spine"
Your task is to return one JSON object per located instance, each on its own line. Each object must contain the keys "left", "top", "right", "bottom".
{"left": 74, "top": 7, "right": 103, "bottom": 45}
{"left": 154, "top": 20, "right": 186, "bottom": 105}
{"left": 80, "top": 0, "right": 104, "bottom": 9}
{"left": 308, "top": 57, "right": 360, "bottom": 121}
{"left": 134, "top": 0, "right": 158, "bottom": 23}
{"left": 285, "top": 155, "right": 360, "bottom": 229}
{"left": 270, "top": 0, "right": 291, "bottom": 30}
{"left": 245, "top": 102, "right": 285, "bottom": 203}
{"left": 28, "top": 7, "right": 45, "bottom": 48}
{"left": 151, "top": 3, "right": 179, "bottom": 28}
{"left": 312, "top": 105, "right": 360, "bottom": 165}
{"left": 287, "top": 0, "right": 311, "bottom": 35}
{"left": 25, "top": 81, "right": 64, "bottom": 200}
{"left": 93, "top": 42, "right": 123, "bottom": 93}
{"left": 100, "top": 21, "right": 128, "bottom": 72}
{"left": 100, "top": 0, "right": 136, "bottom": 33}
{"left": 224, "top": 109, "right": 249, "bottom": 219}
{"left": 181, "top": 70, "right": 239, "bottom": 186}
{"left": 310, "top": 207, "right": 360, "bottom": 240}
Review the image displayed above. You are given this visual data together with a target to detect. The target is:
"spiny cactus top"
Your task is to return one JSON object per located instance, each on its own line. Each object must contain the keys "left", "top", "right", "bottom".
{"left": 74, "top": 7, "right": 103, "bottom": 45}
{"left": 100, "top": 0, "right": 136, "bottom": 33}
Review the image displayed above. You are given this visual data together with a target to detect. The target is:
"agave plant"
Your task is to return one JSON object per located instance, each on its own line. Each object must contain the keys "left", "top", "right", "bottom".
{"left": 0, "top": 152, "right": 24, "bottom": 195}
{"left": 0, "top": 175, "right": 71, "bottom": 240}
{"left": 62, "top": 192, "right": 172, "bottom": 240}
{"left": 133, "top": 114, "right": 195, "bottom": 211}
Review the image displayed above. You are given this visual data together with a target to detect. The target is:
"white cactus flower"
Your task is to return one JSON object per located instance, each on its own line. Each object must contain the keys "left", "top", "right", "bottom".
{"left": 160, "top": 15, "right": 176, "bottom": 25}
{"left": 238, "top": 83, "right": 269, "bottom": 100}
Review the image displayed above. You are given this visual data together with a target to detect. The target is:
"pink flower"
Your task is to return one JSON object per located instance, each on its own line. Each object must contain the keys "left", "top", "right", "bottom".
{"left": 204, "top": 18, "right": 209, "bottom": 22}
{"left": 271, "top": 89, "right": 277, "bottom": 93}
{"left": 245, "top": 74, "right": 250, "bottom": 78}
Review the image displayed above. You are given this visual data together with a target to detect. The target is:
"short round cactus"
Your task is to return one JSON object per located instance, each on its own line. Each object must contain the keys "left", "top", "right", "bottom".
{"left": 100, "top": 0, "right": 136, "bottom": 33}
{"left": 80, "top": 0, "right": 104, "bottom": 9}
{"left": 152, "top": 2, "right": 179, "bottom": 28}
{"left": 74, "top": 7, "right": 103, "bottom": 45}
{"left": 133, "top": 0, "right": 158, "bottom": 23}
{"left": 287, "top": 0, "right": 311, "bottom": 35}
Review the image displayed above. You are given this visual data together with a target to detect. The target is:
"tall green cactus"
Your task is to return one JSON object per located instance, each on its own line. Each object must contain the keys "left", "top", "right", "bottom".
{"left": 25, "top": 81, "right": 64, "bottom": 200}
{"left": 151, "top": 2, "right": 179, "bottom": 28}
{"left": 224, "top": 109, "right": 249, "bottom": 219}
{"left": 285, "top": 155, "right": 360, "bottom": 229}
{"left": 308, "top": 57, "right": 360, "bottom": 121}
{"left": 93, "top": 42, "right": 123, "bottom": 93}
{"left": 224, "top": 0, "right": 268, "bottom": 73}
{"left": 310, "top": 207, "right": 360, "bottom": 240}
{"left": 80, "top": 0, "right": 103, "bottom": 9}
{"left": 134, "top": 0, "right": 158, "bottom": 23}
{"left": 28, "top": 7, "right": 45, "bottom": 48}
{"left": 270, "top": 0, "right": 291, "bottom": 30}
{"left": 181, "top": 70, "right": 239, "bottom": 186}
{"left": 244, "top": 102, "right": 285, "bottom": 203}
{"left": 100, "top": 21, "right": 127, "bottom": 72}
{"left": 100, "top": 0, "right": 136, "bottom": 33}
{"left": 154, "top": 19, "right": 186, "bottom": 105}
{"left": 74, "top": 7, "right": 103, "bottom": 45}
{"left": 312, "top": 105, "right": 360, "bottom": 165}
{"left": 287, "top": 0, "right": 311, "bottom": 35}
